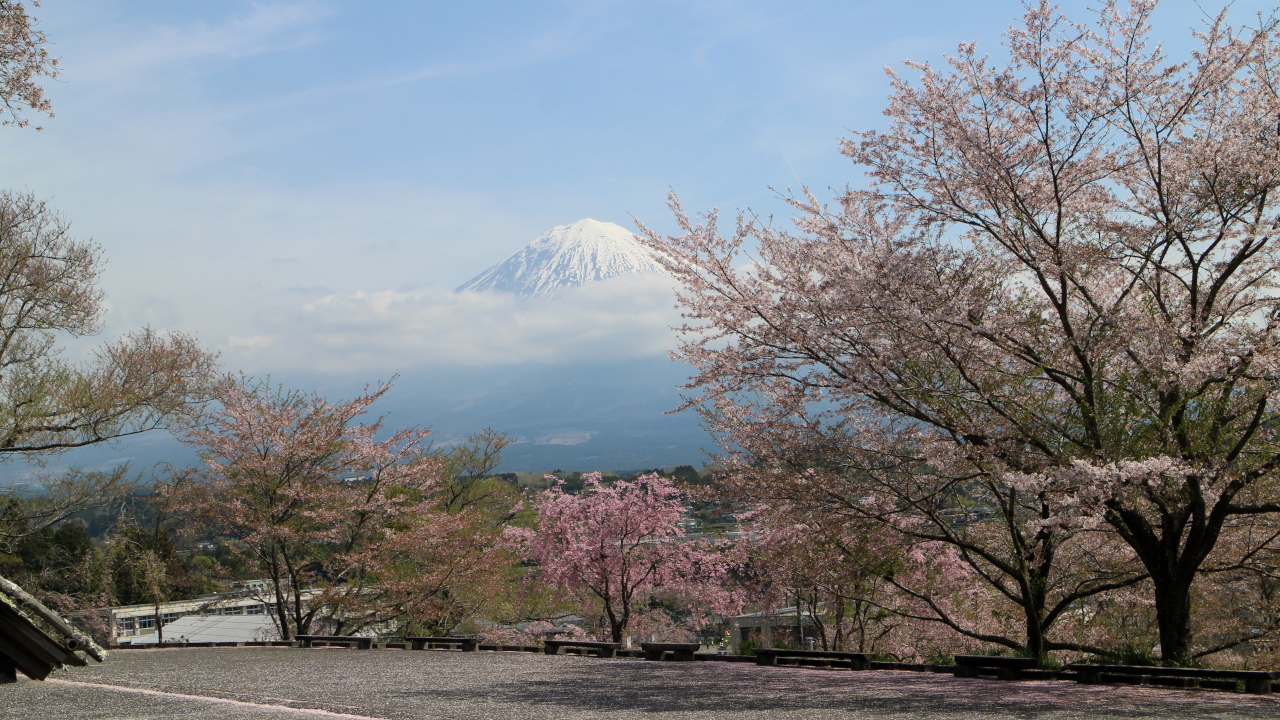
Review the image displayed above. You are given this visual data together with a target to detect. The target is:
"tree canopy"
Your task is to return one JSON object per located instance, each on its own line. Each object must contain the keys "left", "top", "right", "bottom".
{"left": 641, "top": 0, "right": 1280, "bottom": 663}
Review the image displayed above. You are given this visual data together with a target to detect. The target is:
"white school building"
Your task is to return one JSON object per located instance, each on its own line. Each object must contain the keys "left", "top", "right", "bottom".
{"left": 107, "top": 581, "right": 316, "bottom": 645}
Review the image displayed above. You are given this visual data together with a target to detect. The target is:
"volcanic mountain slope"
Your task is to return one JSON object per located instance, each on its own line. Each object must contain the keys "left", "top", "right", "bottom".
{"left": 456, "top": 218, "right": 664, "bottom": 298}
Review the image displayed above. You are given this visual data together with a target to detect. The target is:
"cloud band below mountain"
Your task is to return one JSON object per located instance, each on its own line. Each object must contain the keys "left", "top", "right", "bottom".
{"left": 226, "top": 273, "right": 683, "bottom": 373}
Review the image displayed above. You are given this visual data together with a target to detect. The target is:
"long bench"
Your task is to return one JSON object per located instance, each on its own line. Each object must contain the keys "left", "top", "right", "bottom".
{"left": 294, "top": 635, "right": 374, "bottom": 650}
{"left": 403, "top": 636, "right": 479, "bottom": 652}
{"left": 953, "top": 655, "right": 1038, "bottom": 680}
{"left": 1068, "top": 663, "right": 1280, "bottom": 695}
{"left": 640, "top": 642, "right": 700, "bottom": 661}
{"left": 753, "top": 648, "right": 872, "bottom": 669}
{"left": 543, "top": 640, "right": 621, "bottom": 658}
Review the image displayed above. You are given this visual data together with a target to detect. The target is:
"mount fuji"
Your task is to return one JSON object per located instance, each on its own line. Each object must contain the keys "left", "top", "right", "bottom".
{"left": 1, "top": 222, "right": 706, "bottom": 485}
{"left": 456, "top": 219, "right": 665, "bottom": 298}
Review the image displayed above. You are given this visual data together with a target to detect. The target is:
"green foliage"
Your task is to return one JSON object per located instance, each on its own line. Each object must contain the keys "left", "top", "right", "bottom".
{"left": 0, "top": 521, "right": 93, "bottom": 593}
{"left": 0, "top": 482, "right": 228, "bottom": 610}
{"left": 1014, "top": 649, "right": 1063, "bottom": 670}
{"left": 71, "top": 488, "right": 162, "bottom": 539}
{"left": 1162, "top": 654, "right": 1207, "bottom": 669}
{"left": 1112, "top": 644, "right": 1161, "bottom": 667}
{"left": 0, "top": 467, "right": 136, "bottom": 554}
{"left": 107, "top": 523, "right": 211, "bottom": 607}
{"left": 670, "top": 465, "right": 710, "bottom": 486}
{"left": 924, "top": 650, "right": 954, "bottom": 666}
{"left": 435, "top": 428, "right": 533, "bottom": 534}
{"left": 437, "top": 427, "right": 516, "bottom": 509}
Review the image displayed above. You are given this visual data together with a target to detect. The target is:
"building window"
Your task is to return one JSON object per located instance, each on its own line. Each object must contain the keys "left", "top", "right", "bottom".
{"left": 138, "top": 616, "right": 156, "bottom": 629}
{"left": 225, "top": 606, "right": 243, "bottom": 616}
{"left": 117, "top": 618, "right": 135, "bottom": 631}
{"left": 162, "top": 613, "right": 180, "bottom": 626}
{"left": 246, "top": 604, "right": 263, "bottom": 615}
{"left": 203, "top": 608, "right": 220, "bottom": 615}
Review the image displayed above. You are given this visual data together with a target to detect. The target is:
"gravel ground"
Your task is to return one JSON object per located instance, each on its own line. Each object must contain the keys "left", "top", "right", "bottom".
{"left": 2, "top": 647, "right": 1278, "bottom": 720}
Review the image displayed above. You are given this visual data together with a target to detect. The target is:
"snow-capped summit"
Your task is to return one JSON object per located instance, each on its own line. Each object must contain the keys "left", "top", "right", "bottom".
{"left": 456, "top": 219, "right": 665, "bottom": 298}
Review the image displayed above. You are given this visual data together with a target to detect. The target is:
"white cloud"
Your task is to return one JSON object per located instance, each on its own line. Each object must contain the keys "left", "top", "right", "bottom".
{"left": 224, "top": 273, "right": 684, "bottom": 373}
{"left": 228, "top": 334, "right": 278, "bottom": 350}
{"left": 535, "top": 431, "right": 596, "bottom": 446}
{"left": 71, "top": 2, "right": 330, "bottom": 86}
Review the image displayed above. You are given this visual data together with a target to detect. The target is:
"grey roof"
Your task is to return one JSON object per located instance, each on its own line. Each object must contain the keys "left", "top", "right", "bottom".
{"left": 122, "top": 614, "right": 277, "bottom": 645}
{"left": 0, "top": 575, "right": 105, "bottom": 680}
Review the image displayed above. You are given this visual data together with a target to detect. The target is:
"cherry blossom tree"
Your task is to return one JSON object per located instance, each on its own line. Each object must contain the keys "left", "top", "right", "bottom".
{"left": 743, "top": 504, "right": 994, "bottom": 661}
{"left": 0, "top": 8, "right": 215, "bottom": 467}
{"left": 0, "top": 0, "right": 57, "bottom": 129}
{"left": 723, "top": 461, "right": 1141, "bottom": 660}
{"left": 0, "top": 192, "right": 220, "bottom": 460}
{"left": 744, "top": 502, "right": 903, "bottom": 653}
{"left": 508, "top": 473, "right": 740, "bottom": 643}
{"left": 641, "top": 0, "right": 1280, "bottom": 663}
{"left": 169, "top": 377, "right": 454, "bottom": 639}
{"left": 322, "top": 504, "right": 515, "bottom": 636}
{"left": 1184, "top": 514, "right": 1280, "bottom": 659}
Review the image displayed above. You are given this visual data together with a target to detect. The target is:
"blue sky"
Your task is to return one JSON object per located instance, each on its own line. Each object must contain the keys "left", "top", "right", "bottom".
{"left": 3, "top": 0, "right": 1268, "bottom": 374}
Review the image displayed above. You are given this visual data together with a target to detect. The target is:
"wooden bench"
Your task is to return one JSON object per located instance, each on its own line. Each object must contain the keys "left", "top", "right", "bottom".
{"left": 402, "top": 636, "right": 479, "bottom": 652}
{"left": 753, "top": 648, "right": 872, "bottom": 669}
{"left": 294, "top": 635, "right": 374, "bottom": 650}
{"left": 640, "top": 642, "right": 700, "bottom": 661}
{"left": 1068, "top": 663, "right": 1280, "bottom": 695}
{"left": 543, "top": 640, "right": 621, "bottom": 658}
{"left": 953, "top": 655, "right": 1038, "bottom": 680}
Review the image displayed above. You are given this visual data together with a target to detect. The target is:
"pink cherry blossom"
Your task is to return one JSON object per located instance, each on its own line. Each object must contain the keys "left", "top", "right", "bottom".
{"left": 508, "top": 473, "right": 742, "bottom": 643}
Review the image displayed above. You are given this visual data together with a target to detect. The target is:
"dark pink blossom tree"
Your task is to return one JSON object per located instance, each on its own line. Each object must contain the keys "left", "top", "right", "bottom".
{"left": 508, "top": 473, "right": 740, "bottom": 643}
{"left": 641, "top": 0, "right": 1280, "bottom": 663}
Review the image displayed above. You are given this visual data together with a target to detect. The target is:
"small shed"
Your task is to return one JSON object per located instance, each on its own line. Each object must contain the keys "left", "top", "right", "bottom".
{"left": 0, "top": 576, "right": 106, "bottom": 682}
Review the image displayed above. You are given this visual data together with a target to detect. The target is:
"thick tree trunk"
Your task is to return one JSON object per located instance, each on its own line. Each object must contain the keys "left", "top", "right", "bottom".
{"left": 1108, "top": 502, "right": 1220, "bottom": 665}
{"left": 1019, "top": 543, "right": 1051, "bottom": 664}
{"left": 602, "top": 596, "right": 626, "bottom": 643}
{"left": 611, "top": 603, "right": 629, "bottom": 643}
{"left": 1023, "top": 606, "right": 1045, "bottom": 663}
{"left": 269, "top": 549, "right": 292, "bottom": 640}
{"left": 273, "top": 579, "right": 291, "bottom": 640}
{"left": 1152, "top": 573, "right": 1194, "bottom": 664}
{"left": 280, "top": 544, "right": 310, "bottom": 636}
